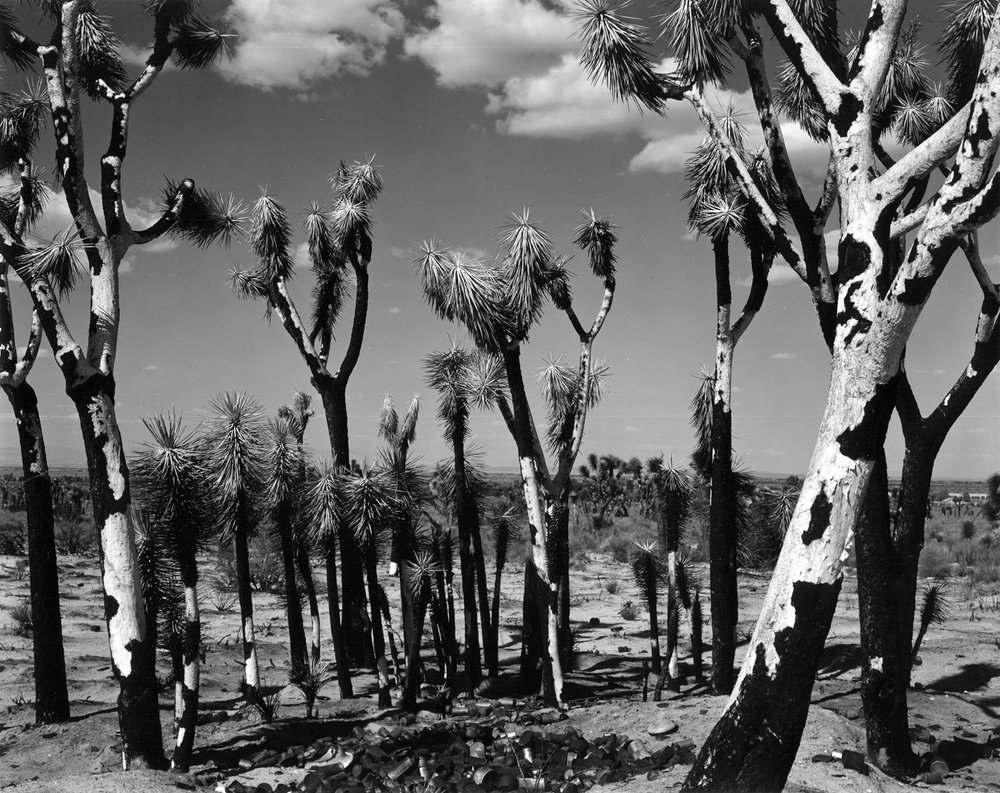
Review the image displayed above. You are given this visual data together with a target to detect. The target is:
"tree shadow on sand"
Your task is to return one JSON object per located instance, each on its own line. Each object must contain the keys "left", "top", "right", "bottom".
{"left": 925, "top": 662, "right": 1000, "bottom": 693}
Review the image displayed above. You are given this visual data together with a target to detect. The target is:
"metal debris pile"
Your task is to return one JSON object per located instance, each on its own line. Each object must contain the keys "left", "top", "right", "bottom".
{"left": 215, "top": 700, "right": 696, "bottom": 793}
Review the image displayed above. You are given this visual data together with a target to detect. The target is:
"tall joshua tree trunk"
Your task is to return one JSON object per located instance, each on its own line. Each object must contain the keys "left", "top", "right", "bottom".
{"left": 5, "top": 381, "right": 70, "bottom": 723}
{"left": 232, "top": 494, "right": 259, "bottom": 693}
{"left": 319, "top": 379, "right": 373, "bottom": 668}
{"left": 276, "top": 500, "right": 308, "bottom": 671}
{"left": 297, "top": 540, "right": 322, "bottom": 666}
{"left": 324, "top": 550, "right": 353, "bottom": 698}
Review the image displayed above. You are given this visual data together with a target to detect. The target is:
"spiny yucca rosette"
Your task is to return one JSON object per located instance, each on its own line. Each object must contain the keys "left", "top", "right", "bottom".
{"left": 263, "top": 415, "right": 304, "bottom": 510}
{"left": 17, "top": 224, "right": 85, "bottom": 299}
{"left": 415, "top": 242, "right": 511, "bottom": 353}
{"left": 0, "top": 161, "right": 48, "bottom": 230}
{"left": 0, "top": 80, "right": 48, "bottom": 171}
{"left": 330, "top": 157, "right": 383, "bottom": 264}
{"left": 689, "top": 368, "right": 715, "bottom": 479}
{"left": 341, "top": 464, "right": 401, "bottom": 557}
{"left": 497, "top": 210, "right": 558, "bottom": 337}
{"left": 574, "top": 0, "right": 674, "bottom": 110}
{"left": 425, "top": 345, "right": 477, "bottom": 436}
{"left": 202, "top": 392, "right": 268, "bottom": 541}
{"left": 163, "top": 179, "right": 246, "bottom": 250}
{"left": 537, "top": 354, "right": 610, "bottom": 452}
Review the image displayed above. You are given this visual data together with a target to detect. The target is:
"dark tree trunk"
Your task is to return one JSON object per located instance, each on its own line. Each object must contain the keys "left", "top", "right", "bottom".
{"left": 319, "top": 380, "right": 372, "bottom": 668}
{"left": 648, "top": 595, "right": 661, "bottom": 676}
{"left": 856, "top": 453, "right": 916, "bottom": 773}
{"left": 276, "top": 500, "right": 308, "bottom": 672}
{"left": 709, "top": 397, "right": 736, "bottom": 694}
{"left": 171, "top": 555, "right": 200, "bottom": 773}
{"left": 364, "top": 555, "right": 392, "bottom": 707}
{"left": 324, "top": 549, "right": 353, "bottom": 698}
{"left": 72, "top": 377, "right": 165, "bottom": 770}
{"left": 554, "top": 500, "right": 572, "bottom": 669}
{"left": 491, "top": 561, "right": 505, "bottom": 674}
{"left": 402, "top": 575, "right": 430, "bottom": 706}
{"left": 452, "top": 420, "right": 483, "bottom": 691}
{"left": 296, "top": 539, "right": 321, "bottom": 666}
{"left": 5, "top": 382, "right": 70, "bottom": 724}
{"left": 232, "top": 520, "right": 258, "bottom": 693}
{"left": 469, "top": 501, "right": 496, "bottom": 678}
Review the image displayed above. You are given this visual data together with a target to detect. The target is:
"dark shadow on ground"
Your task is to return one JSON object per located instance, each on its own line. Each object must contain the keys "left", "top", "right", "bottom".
{"left": 925, "top": 663, "right": 1000, "bottom": 693}
{"left": 817, "top": 643, "right": 863, "bottom": 680}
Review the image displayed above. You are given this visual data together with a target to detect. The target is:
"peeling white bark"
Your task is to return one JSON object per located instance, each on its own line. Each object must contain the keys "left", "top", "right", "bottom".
{"left": 242, "top": 615, "right": 260, "bottom": 690}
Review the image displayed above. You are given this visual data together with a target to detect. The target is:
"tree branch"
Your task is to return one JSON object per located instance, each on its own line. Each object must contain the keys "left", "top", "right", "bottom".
{"left": 850, "top": 0, "right": 909, "bottom": 101}
{"left": 268, "top": 277, "right": 326, "bottom": 382}
{"left": 731, "top": 248, "right": 771, "bottom": 343}
{"left": 331, "top": 253, "right": 368, "bottom": 386}
{"left": 131, "top": 179, "right": 193, "bottom": 245}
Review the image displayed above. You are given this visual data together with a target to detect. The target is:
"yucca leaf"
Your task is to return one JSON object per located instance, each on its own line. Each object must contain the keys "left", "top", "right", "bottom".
{"left": 498, "top": 209, "right": 553, "bottom": 335}
{"left": 939, "top": 0, "right": 997, "bottom": 106}
{"left": 631, "top": 539, "right": 664, "bottom": 606}
{"left": 263, "top": 415, "right": 303, "bottom": 508}
{"left": 661, "top": 0, "right": 731, "bottom": 85}
{"left": 575, "top": 0, "right": 669, "bottom": 111}
{"left": 0, "top": 5, "right": 34, "bottom": 70}
{"left": 77, "top": 4, "right": 127, "bottom": 98}
{"left": 492, "top": 510, "right": 518, "bottom": 572}
{"left": 228, "top": 266, "right": 270, "bottom": 301}
{"left": 461, "top": 349, "right": 508, "bottom": 412}
{"left": 174, "top": 16, "right": 237, "bottom": 69}
{"left": 305, "top": 460, "right": 343, "bottom": 549}
{"left": 19, "top": 225, "right": 84, "bottom": 298}
{"left": 0, "top": 81, "right": 49, "bottom": 171}
{"left": 574, "top": 209, "right": 618, "bottom": 279}
{"left": 250, "top": 192, "right": 293, "bottom": 281}
{"left": 168, "top": 181, "right": 246, "bottom": 248}
{"left": 331, "top": 157, "right": 383, "bottom": 206}
{"left": 0, "top": 162, "right": 48, "bottom": 231}
{"left": 399, "top": 395, "right": 420, "bottom": 446}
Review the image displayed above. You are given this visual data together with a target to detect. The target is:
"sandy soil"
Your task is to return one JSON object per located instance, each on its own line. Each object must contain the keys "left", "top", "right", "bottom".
{"left": 1, "top": 552, "right": 999, "bottom": 792}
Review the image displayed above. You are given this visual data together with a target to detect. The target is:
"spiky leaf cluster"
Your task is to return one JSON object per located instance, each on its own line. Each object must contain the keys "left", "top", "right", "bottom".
{"left": 661, "top": 0, "right": 731, "bottom": 85}
{"left": 174, "top": 16, "right": 236, "bottom": 69}
{"left": 939, "top": 0, "right": 999, "bottom": 106}
{"left": 538, "top": 355, "right": 610, "bottom": 452}
{"left": 250, "top": 192, "right": 293, "bottom": 281}
{"left": 132, "top": 412, "right": 217, "bottom": 580}
{"left": 201, "top": 392, "right": 268, "bottom": 542}
{"left": 304, "top": 461, "right": 342, "bottom": 551}
{"left": 0, "top": 81, "right": 48, "bottom": 172}
{"left": 689, "top": 369, "right": 715, "bottom": 479}
{"left": 491, "top": 510, "right": 519, "bottom": 572}
{"left": 76, "top": 2, "right": 128, "bottom": 99}
{"left": 0, "top": 5, "right": 34, "bottom": 71}
{"left": 341, "top": 465, "right": 400, "bottom": 552}
{"left": 17, "top": 225, "right": 83, "bottom": 298}
{"left": 574, "top": 210, "right": 618, "bottom": 279}
{"left": 425, "top": 345, "right": 476, "bottom": 434}
{"left": 330, "top": 158, "right": 382, "bottom": 263}
{"left": 653, "top": 462, "right": 692, "bottom": 550}
{"left": 0, "top": 163, "right": 48, "bottom": 232}
{"left": 631, "top": 540, "right": 665, "bottom": 606}
{"left": 165, "top": 179, "right": 246, "bottom": 248}
{"left": 575, "top": 0, "right": 670, "bottom": 111}
{"left": 498, "top": 210, "right": 557, "bottom": 337}
{"left": 263, "top": 415, "right": 304, "bottom": 509}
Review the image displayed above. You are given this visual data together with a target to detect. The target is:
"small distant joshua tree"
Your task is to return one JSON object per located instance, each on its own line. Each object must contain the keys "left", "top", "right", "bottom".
{"left": 202, "top": 393, "right": 267, "bottom": 696}
{"left": 416, "top": 210, "right": 618, "bottom": 707}
{"left": 0, "top": 0, "right": 239, "bottom": 767}
{"left": 231, "top": 159, "right": 384, "bottom": 669}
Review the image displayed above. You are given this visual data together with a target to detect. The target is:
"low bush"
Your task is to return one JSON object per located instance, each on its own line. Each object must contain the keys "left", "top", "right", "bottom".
{"left": 55, "top": 518, "right": 96, "bottom": 555}
{"left": 0, "top": 511, "right": 26, "bottom": 555}
{"left": 619, "top": 599, "right": 640, "bottom": 620}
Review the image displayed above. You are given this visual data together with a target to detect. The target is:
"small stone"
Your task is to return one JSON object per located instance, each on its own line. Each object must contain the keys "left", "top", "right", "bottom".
{"left": 589, "top": 617, "right": 601, "bottom": 626}
{"left": 648, "top": 721, "right": 678, "bottom": 738}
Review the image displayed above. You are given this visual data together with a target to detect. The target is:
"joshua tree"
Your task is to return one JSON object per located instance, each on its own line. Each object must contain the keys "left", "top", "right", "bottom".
{"left": 577, "top": 453, "right": 627, "bottom": 530}
{"left": 489, "top": 510, "right": 518, "bottom": 670}
{"left": 341, "top": 464, "right": 398, "bottom": 707}
{"left": 131, "top": 413, "right": 215, "bottom": 772}
{"left": 279, "top": 391, "right": 322, "bottom": 665}
{"left": 203, "top": 393, "right": 266, "bottom": 696}
{"left": 0, "top": 1, "right": 239, "bottom": 767}
{"left": 685, "top": 113, "right": 780, "bottom": 694}
{"left": 230, "top": 160, "right": 383, "bottom": 668}
{"left": 416, "top": 210, "right": 618, "bottom": 707}
{"left": 263, "top": 415, "right": 309, "bottom": 674}
{"left": 910, "top": 577, "right": 949, "bottom": 667}
{"left": 425, "top": 347, "right": 496, "bottom": 683}
{"left": 577, "top": 1, "right": 1000, "bottom": 784}
{"left": 631, "top": 540, "right": 665, "bottom": 675}
{"left": 0, "top": 165, "right": 69, "bottom": 725}
{"left": 305, "top": 462, "right": 352, "bottom": 699}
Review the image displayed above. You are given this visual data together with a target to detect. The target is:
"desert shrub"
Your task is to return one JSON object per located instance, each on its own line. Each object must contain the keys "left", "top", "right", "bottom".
{"left": 604, "top": 536, "right": 631, "bottom": 565}
{"left": 605, "top": 578, "right": 620, "bottom": 595}
{"left": 249, "top": 534, "right": 283, "bottom": 593}
{"left": 212, "top": 548, "right": 240, "bottom": 592}
{"left": 9, "top": 558, "right": 28, "bottom": 581}
{"left": 0, "top": 511, "right": 26, "bottom": 555}
{"left": 7, "top": 597, "right": 32, "bottom": 637}
{"left": 210, "top": 588, "right": 238, "bottom": 612}
{"left": 918, "top": 541, "right": 955, "bottom": 579}
{"left": 245, "top": 682, "right": 283, "bottom": 723}
{"left": 55, "top": 519, "right": 96, "bottom": 554}
{"left": 619, "top": 600, "right": 640, "bottom": 620}
{"left": 570, "top": 550, "right": 590, "bottom": 571}
{"left": 962, "top": 520, "right": 977, "bottom": 540}
{"left": 289, "top": 660, "right": 332, "bottom": 718}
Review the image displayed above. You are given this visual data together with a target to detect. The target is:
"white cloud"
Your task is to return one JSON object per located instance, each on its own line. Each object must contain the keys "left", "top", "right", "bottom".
{"left": 387, "top": 306, "right": 401, "bottom": 314}
{"left": 405, "top": 0, "right": 576, "bottom": 88}
{"left": 219, "top": 0, "right": 405, "bottom": 91}
{"left": 624, "top": 425, "right": 642, "bottom": 433}
{"left": 769, "top": 352, "right": 797, "bottom": 360}
{"left": 143, "top": 364, "right": 159, "bottom": 371}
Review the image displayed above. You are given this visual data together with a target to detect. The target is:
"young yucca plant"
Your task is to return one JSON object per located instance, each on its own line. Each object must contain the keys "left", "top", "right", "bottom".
{"left": 288, "top": 659, "right": 333, "bottom": 719}
{"left": 263, "top": 415, "right": 309, "bottom": 675}
{"left": 278, "top": 391, "right": 322, "bottom": 666}
{"left": 911, "top": 576, "right": 951, "bottom": 667}
{"left": 132, "top": 412, "right": 216, "bottom": 771}
{"left": 341, "top": 464, "right": 400, "bottom": 707}
{"left": 201, "top": 392, "right": 267, "bottom": 695}
{"left": 304, "top": 462, "right": 352, "bottom": 699}
{"left": 631, "top": 541, "right": 666, "bottom": 675}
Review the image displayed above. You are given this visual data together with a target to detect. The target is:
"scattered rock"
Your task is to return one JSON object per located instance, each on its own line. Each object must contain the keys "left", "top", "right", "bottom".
{"left": 647, "top": 721, "right": 678, "bottom": 738}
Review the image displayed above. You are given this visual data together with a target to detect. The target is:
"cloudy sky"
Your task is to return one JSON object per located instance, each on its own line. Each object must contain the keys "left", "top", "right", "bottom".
{"left": 1, "top": 0, "right": 997, "bottom": 480}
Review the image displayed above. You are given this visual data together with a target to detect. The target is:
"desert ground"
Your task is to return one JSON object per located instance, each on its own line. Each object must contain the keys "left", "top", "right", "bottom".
{"left": 2, "top": 516, "right": 1000, "bottom": 793}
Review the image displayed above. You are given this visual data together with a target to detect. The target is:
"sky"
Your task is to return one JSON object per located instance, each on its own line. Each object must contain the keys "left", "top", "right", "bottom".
{"left": 1, "top": 0, "right": 997, "bottom": 480}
